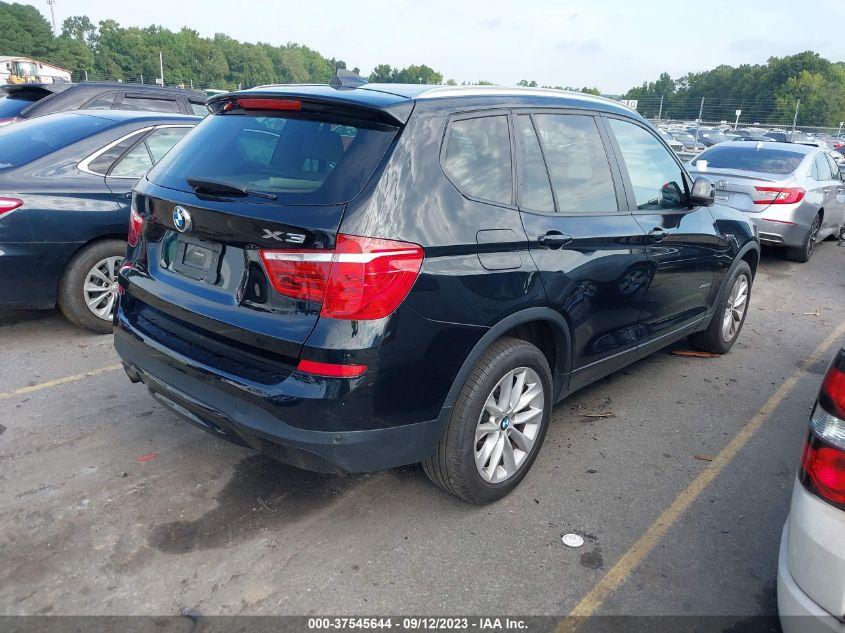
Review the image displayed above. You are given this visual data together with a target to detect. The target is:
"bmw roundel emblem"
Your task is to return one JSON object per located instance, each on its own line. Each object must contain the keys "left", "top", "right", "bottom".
{"left": 173, "top": 206, "right": 192, "bottom": 233}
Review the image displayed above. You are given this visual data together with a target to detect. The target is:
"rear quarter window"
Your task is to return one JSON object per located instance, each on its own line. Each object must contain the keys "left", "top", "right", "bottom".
{"left": 442, "top": 115, "right": 512, "bottom": 205}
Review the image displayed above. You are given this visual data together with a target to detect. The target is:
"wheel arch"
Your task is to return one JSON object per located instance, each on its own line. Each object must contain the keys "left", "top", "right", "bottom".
{"left": 437, "top": 308, "right": 573, "bottom": 426}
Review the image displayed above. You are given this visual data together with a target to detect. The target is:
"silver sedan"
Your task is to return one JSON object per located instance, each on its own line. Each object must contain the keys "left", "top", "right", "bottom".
{"left": 688, "top": 141, "right": 845, "bottom": 262}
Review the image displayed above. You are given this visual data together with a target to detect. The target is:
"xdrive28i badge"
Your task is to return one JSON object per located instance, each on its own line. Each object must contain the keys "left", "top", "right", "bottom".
{"left": 172, "top": 206, "right": 192, "bottom": 233}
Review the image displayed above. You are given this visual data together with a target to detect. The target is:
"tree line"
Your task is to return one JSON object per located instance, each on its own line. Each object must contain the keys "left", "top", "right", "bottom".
{"left": 0, "top": 1, "right": 445, "bottom": 89}
{"left": 623, "top": 51, "right": 845, "bottom": 127}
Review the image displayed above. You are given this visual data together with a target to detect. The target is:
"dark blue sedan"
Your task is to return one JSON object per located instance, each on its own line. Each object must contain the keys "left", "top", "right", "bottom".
{"left": 0, "top": 110, "right": 199, "bottom": 332}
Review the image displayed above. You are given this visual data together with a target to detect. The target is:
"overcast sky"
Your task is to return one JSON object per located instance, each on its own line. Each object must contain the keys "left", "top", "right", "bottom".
{"left": 23, "top": 0, "right": 844, "bottom": 93}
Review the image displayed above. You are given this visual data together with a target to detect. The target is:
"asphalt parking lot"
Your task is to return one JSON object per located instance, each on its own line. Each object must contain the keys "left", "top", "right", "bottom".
{"left": 2, "top": 240, "right": 844, "bottom": 625}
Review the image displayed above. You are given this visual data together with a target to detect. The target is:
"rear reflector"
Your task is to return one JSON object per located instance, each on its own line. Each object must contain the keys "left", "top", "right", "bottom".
{"left": 259, "top": 234, "right": 424, "bottom": 320}
{"left": 0, "top": 197, "right": 23, "bottom": 215}
{"left": 753, "top": 186, "right": 805, "bottom": 205}
{"left": 236, "top": 98, "right": 301, "bottom": 111}
{"left": 297, "top": 359, "right": 367, "bottom": 378}
{"left": 128, "top": 206, "right": 144, "bottom": 247}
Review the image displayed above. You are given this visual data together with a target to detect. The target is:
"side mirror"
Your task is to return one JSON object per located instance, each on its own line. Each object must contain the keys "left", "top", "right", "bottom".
{"left": 690, "top": 176, "right": 715, "bottom": 207}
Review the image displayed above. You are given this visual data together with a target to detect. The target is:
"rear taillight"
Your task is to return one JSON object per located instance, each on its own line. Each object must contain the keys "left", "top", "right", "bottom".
{"left": 127, "top": 206, "right": 144, "bottom": 247}
{"left": 800, "top": 351, "right": 845, "bottom": 509}
{"left": 753, "top": 186, "right": 805, "bottom": 205}
{"left": 296, "top": 359, "right": 367, "bottom": 378}
{"left": 259, "top": 234, "right": 424, "bottom": 320}
{"left": 0, "top": 197, "right": 23, "bottom": 215}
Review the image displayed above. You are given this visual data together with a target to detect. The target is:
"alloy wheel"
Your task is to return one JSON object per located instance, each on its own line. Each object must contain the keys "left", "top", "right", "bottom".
{"left": 83, "top": 256, "right": 123, "bottom": 321}
{"left": 721, "top": 274, "right": 749, "bottom": 343}
{"left": 474, "top": 367, "right": 544, "bottom": 484}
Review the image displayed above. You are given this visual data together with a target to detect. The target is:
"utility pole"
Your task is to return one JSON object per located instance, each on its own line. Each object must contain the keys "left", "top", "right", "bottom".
{"left": 838, "top": 121, "right": 843, "bottom": 136}
{"left": 84, "top": 70, "right": 88, "bottom": 81}
{"left": 791, "top": 99, "right": 800, "bottom": 141}
{"left": 159, "top": 52, "right": 164, "bottom": 86}
{"left": 46, "top": 0, "right": 57, "bottom": 36}
{"left": 694, "top": 97, "right": 705, "bottom": 147}
{"left": 657, "top": 93, "right": 664, "bottom": 121}
{"left": 190, "top": 78, "right": 193, "bottom": 90}
{"left": 140, "top": 74, "right": 143, "bottom": 85}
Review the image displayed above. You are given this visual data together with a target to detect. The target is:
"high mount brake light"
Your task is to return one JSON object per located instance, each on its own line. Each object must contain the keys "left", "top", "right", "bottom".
{"left": 753, "top": 186, "right": 805, "bottom": 205}
{"left": 259, "top": 234, "right": 424, "bottom": 321}
{"left": 225, "top": 98, "right": 302, "bottom": 112}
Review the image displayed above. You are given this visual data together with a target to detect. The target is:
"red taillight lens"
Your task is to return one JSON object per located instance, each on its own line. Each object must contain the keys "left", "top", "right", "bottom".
{"left": 819, "top": 362, "right": 845, "bottom": 421}
{"left": 127, "top": 206, "right": 144, "bottom": 247}
{"left": 801, "top": 436, "right": 845, "bottom": 506}
{"left": 259, "top": 234, "right": 424, "bottom": 320}
{"left": 322, "top": 235, "right": 424, "bottom": 320}
{"left": 800, "top": 351, "right": 845, "bottom": 508}
{"left": 259, "top": 250, "right": 332, "bottom": 303}
{"left": 753, "top": 186, "right": 805, "bottom": 205}
{"left": 296, "top": 359, "right": 367, "bottom": 378}
{"left": 0, "top": 197, "right": 23, "bottom": 215}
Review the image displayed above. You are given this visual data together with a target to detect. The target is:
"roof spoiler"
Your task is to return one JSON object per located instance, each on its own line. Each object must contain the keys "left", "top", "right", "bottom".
{"left": 330, "top": 68, "right": 367, "bottom": 89}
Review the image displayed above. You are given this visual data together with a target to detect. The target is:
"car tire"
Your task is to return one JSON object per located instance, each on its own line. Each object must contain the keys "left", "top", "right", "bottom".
{"left": 688, "top": 260, "right": 752, "bottom": 355}
{"left": 57, "top": 239, "right": 125, "bottom": 334}
{"left": 422, "top": 337, "right": 552, "bottom": 504}
{"left": 786, "top": 214, "right": 821, "bottom": 263}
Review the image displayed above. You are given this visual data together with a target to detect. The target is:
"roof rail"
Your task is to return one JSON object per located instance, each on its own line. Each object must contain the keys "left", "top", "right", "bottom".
{"left": 330, "top": 68, "right": 367, "bottom": 89}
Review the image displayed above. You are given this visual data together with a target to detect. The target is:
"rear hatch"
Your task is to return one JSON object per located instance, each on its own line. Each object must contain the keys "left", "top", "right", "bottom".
{"left": 689, "top": 144, "right": 807, "bottom": 212}
{"left": 122, "top": 94, "right": 404, "bottom": 379}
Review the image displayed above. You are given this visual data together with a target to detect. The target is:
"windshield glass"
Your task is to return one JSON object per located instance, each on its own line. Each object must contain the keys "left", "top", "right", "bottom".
{"left": 148, "top": 112, "right": 399, "bottom": 205}
{"left": 0, "top": 112, "right": 115, "bottom": 169}
{"left": 693, "top": 146, "right": 805, "bottom": 174}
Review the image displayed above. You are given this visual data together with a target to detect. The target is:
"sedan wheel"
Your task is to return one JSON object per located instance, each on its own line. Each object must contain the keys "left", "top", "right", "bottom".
{"left": 84, "top": 256, "right": 123, "bottom": 321}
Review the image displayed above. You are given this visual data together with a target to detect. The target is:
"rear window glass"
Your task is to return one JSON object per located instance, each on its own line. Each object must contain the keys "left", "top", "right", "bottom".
{"left": 147, "top": 113, "right": 399, "bottom": 205}
{"left": 0, "top": 113, "right": 115, "bottom": 170}
{"left": 693, "top": 146, "right": 804, "bottom": 175}
{"left": 0, "top": 94, "right": 39, "bottom": 117}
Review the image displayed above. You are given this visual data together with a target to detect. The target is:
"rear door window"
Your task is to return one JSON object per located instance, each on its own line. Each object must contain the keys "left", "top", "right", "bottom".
{"left": 608, "top": 118, "right": 687, "bottom": 211}
{"left": 119, "top": 94, "right": 181, "bottom": 113}
{"left": 533, "top": 114, "right": 618, "bottom": 213}
{"left": 147, "top": 113, "right": 399, "bottom": 205}
{"left": 813, "top": 154, "right": 832, "bottom": 181}
{"left": 442, "top": 115, "right": 513, "bottom": 205}
{"left": 515, "top": 115, "right": 554, "bottom": 212}
{"left": 146, "top": 127, "right": 191, "bottom": 162}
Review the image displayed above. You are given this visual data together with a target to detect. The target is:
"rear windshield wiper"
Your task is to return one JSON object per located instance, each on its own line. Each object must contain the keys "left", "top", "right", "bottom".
{"left": 186, "top": 178, "right": 277, "bottom": 200}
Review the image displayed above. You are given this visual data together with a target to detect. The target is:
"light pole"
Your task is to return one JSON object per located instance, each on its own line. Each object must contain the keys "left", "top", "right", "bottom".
{"left": 790, "top": 100, "right": 800, "bottom": 142}
{"left": 46, "top": 0, "right": 57, "bottom": 36}
{"left": 159, "top": 52, "right": 164, "bottom": 86}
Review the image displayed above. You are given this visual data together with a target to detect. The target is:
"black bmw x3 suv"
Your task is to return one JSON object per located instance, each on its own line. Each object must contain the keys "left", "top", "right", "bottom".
{"left": 115, "top": 79, "right": 760, "bottom": 503}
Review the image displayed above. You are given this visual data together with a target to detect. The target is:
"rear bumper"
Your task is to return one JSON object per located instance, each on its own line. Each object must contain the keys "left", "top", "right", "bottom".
{"left": 114, "top": 320, "right": 446, "bottom": 474}
{"left": 778, "top": 522, "right": 845, "bottom": 633}
{"left": 748, "top": 217, "right": 808, "bottom": 247}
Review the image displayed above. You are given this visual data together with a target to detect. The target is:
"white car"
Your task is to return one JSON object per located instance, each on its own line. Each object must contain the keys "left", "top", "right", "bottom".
{"left": 778, "top": 348, "right": 845, "bottom": 633}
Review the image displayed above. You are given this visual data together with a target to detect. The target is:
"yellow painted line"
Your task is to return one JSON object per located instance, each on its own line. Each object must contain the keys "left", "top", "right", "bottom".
{"left": 0, "top": 364, "right": 123, "bottom": 401}
{"left": 557, "top": 320, "right": 845, "bottom": 633}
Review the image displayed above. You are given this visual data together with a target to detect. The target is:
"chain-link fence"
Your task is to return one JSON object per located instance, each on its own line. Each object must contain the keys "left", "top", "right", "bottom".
{"left": 620, "top": 95, "right": 844, "bottom": 135}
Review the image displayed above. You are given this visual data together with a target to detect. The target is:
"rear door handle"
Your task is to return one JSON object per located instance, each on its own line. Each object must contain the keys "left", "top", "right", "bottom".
{"left": 538, "top": 232, "right": 573, "bottom": 249}
{"left": 648, "top": 228, "right": 668, "bottom": 243}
